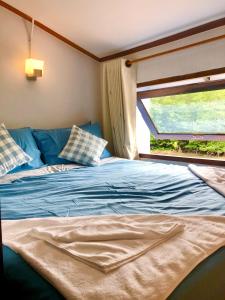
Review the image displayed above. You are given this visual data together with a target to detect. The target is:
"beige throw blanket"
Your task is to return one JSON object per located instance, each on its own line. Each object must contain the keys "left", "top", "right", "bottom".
{"left": 189, "top": 164, "right": 225, "bottom": 197}
{"left": 3, "top": 214, "right": 225, "bottom": 300}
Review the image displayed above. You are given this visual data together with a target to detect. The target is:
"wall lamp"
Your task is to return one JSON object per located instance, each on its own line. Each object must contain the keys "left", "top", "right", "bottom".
{"left": 25, "top": 58, "right": 44, "bottom": 79}
{"left": 25, "top": 19, "right": 44, "bottom": 80}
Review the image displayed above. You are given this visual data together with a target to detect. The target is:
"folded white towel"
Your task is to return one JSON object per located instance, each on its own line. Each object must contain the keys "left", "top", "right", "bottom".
{"left": 29, "top": 220, "right": 184, "bottom": 273}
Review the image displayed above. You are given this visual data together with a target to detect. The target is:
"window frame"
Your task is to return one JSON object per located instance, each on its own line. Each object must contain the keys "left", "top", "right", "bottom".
{"left": 137, "top": 79, "right": 225, "bottom": 141}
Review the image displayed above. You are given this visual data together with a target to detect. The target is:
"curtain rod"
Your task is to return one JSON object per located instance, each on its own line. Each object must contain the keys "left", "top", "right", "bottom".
{"left": 125, "top": 34, "right": 225, "bottom": 67}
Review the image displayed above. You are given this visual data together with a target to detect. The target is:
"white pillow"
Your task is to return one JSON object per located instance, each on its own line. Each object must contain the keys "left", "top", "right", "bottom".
{"left": 0, "top": 123, "right": 32, "bottom": 176}
{"left": 59, "top": 125, "right": 107, "bottom": 166}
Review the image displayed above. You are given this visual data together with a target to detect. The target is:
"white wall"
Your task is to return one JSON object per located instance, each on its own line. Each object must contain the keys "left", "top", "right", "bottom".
{"left": 125, "top": 26, "right": 225, "bottom": 83}
{"left": 0, "top": 9, "right": 100, "bottom": 129}
{"left": 136, "top": 108, "right": 150, "bottom": 153}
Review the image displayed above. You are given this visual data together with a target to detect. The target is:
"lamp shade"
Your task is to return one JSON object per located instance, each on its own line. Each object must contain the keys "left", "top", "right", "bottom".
{"left": 25, "top": 58, "right": 44, "bottom": 78}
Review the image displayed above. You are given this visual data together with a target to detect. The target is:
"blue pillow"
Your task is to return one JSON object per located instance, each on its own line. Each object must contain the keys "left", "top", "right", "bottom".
{"left": 32, "top": 123, "right": 91, "bottom": 165}
{"left": 8, "top": 127, "right": 44, "bottom": 172}
{"left": 33, "top": 123, "right": 111, "bottom": 165}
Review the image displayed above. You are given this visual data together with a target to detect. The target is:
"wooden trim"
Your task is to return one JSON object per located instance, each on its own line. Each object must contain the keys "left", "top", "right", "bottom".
{"left": 137, "top": 67, "right": 225, "bottom": 88}
{"left": 137, "top": 99, "right": 159, "bottom": 136}
{"left": 0, "top": 0, "right": 100, "bottom": 61}
{"left": 137, "top": 79, "right": 225, "bottom": 99}
{"left": 139, "top": 153, "right": 225, "bottom": 166}
{"left": 126, "top": 34, "right": 225, "bottom": 67}
{"left": 1, "top": 0, "right": 225, "bottom": 63}
{"left": 100, "top": 17, "right": 225, "bottom": 61}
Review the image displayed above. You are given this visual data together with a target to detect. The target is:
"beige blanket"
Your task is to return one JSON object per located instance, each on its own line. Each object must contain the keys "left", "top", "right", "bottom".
{"left": 188, "top": 164, "right": 225, "bottom": 197}
{"left": 3, "top": 214, "right": 225, "bottom": 300}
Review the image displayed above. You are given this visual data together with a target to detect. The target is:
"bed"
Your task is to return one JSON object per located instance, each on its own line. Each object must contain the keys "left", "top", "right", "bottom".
{"left": 1, "top": 157, "right": 225, "bottom": 300}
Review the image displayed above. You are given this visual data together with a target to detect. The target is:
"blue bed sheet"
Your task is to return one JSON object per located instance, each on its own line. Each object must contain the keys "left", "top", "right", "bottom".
{"left": 2, "top": 160, "right": 225, "bottom": 219}
{"left": 2, "top": 159, "right": 225, "bottom": 299}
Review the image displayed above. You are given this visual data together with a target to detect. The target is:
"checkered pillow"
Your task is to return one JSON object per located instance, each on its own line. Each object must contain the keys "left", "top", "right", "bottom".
{"left": 59, "top": 125, "right": 108, "bottom": 166}
{"left": 0, "top": 123, "right": 32, "bottom": 176}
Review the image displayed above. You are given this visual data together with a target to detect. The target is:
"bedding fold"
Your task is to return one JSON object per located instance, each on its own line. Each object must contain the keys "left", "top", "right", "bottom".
{"left": 188, "top": 164, "right": 225, "bottom": 197}
{"left": 29, "top": 220, "right": 184, "bottom": 273}
{"left": 0, "top": 157, "right": 121, "bottom": 185}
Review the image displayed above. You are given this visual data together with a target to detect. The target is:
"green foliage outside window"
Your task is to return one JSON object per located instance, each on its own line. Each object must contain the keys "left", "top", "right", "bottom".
{"left": 150, "top": 135, "right": 225, "bottom": 157}
{"left": 148, "top": 89, "right": 225, "bottom": 134}
{"left": 148, "top": 88, "right": 225, "bottom": 158}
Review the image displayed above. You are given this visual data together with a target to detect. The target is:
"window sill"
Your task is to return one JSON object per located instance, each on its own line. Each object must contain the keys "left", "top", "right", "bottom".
{"left": 139, "top": 153, "right": 225, "bottom": 166}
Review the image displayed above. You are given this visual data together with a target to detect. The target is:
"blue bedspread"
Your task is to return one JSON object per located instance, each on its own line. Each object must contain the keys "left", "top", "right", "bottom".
{"left": 2, "top": 159, "right": 225, "bottom": 300}
{"left": 2, "top": 160, "right": 225, "bottom": 219}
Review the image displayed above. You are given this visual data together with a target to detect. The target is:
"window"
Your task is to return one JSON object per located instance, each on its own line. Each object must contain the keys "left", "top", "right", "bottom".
{"left": 137, "top": 74, "right": 225, "bottom": 162}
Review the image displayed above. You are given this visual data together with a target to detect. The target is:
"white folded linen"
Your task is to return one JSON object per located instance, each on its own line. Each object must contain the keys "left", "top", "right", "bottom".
{"left": 29, "top": 219, "right": 184, "bottom": 273}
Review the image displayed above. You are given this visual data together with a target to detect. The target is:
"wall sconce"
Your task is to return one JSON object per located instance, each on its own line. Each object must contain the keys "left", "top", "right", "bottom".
{"left": 25, "top": 58, "right": 44, "bottom": 79}
{"left": 25, "top": 19, "right": 44, "bottom": 80}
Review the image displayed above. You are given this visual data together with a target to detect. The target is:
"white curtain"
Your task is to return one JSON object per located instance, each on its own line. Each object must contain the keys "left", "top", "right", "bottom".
{"left": 101, "top": 58, "right": 138, "bottom": 159}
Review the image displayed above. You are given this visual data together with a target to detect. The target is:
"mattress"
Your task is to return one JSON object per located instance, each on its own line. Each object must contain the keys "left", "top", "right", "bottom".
{"left": 2, "top": 159, "right": 225, "bottom": 299}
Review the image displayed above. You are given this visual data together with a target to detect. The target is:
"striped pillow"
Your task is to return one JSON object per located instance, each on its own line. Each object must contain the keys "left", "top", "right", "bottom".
{"left": 59, "top": 125, "right": 107, "bottom": 166}
{"left": 0, "top": 124, "right": 32, "bottom": 176}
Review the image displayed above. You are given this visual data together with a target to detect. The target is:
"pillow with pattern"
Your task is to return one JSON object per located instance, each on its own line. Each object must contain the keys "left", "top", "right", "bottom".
{"left": 0, "top": 123, "right": 32, "bottom": 176}
{"left": 59, "top": 125, "right": 107, "bottom": 166}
